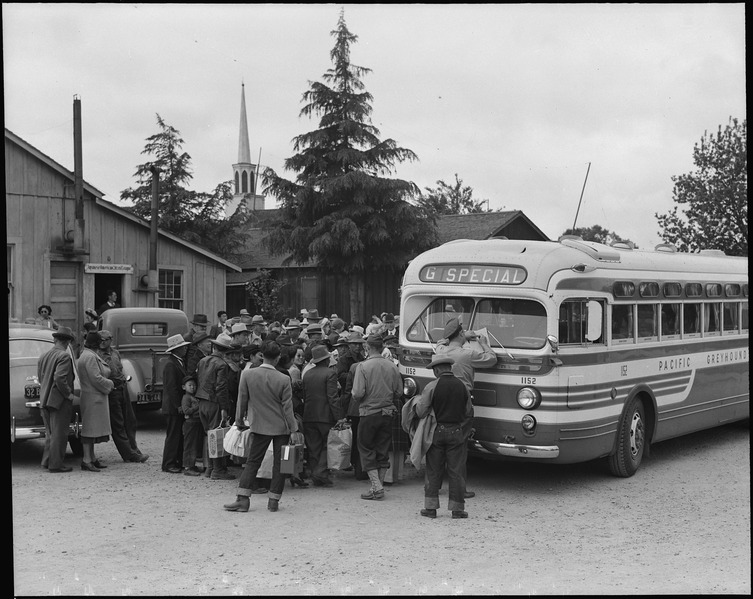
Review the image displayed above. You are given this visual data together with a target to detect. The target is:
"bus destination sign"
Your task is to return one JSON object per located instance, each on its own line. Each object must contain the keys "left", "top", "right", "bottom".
{"left": 419, "top": 264, "right": 527, "bottom": 285}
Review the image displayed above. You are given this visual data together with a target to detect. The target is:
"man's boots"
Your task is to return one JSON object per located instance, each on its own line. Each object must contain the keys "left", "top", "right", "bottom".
{"left": 210, "top": 457, "right": 236, "bottom": 480}
{"left": 360, "top": 469, "right": 385, "bottom": 500}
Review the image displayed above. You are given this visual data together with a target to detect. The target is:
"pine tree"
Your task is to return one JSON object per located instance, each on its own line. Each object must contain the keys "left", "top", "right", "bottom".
{"left": 262, "top": 10, "right": 437, "bottom": 320}
{"left": 656, "top": 117, "right": 747, "bottom": 255}
{"left": 121, "top": 114, "right": 249, "bottom": 260}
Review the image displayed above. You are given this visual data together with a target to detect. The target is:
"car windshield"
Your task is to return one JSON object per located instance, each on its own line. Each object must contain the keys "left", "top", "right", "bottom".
{"left": 405, "top": 296, "right": 548, "bottom": 349}
{"left": 9, "top": 338, "right": 53, "bottom": 359}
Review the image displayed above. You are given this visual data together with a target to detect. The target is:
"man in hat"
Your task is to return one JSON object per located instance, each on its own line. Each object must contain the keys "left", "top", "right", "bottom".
{"left": 186, "top": 332, "right": 212, "bottom": 376}
{"left": 416, "top": 355, "right": 472, "bottom": 519}
{"left": 381, "top": 313, "right": 398, "bottom": 339}
{"left": 284, "top": 319, "right": 305, "bottom": 348}
{"left": 228, "top": 322, "right": 251, "bottom": 347}
{"left": 351, "top": 334, "right": 403, "bottom": 500}
{"left": 435, "top": 317, "right": 496, "bottom": 498}
{"left": 302, "top": 344, "right": 342, "bottom": 487}
{"left": 249, "top": 315, "right": 267, "bottom": 345}
{"left": 301, "top": 322, "right": 327, "bottom": 378}
{"left": 37, "top": 326, "right": 78, "bottom": 472}
{"left": 184, "top": 314, "right": 209, "bottom": 372}
{"left": 196, "top": 338, "right": 235, "bottom": 480}
{"left": 97, "top": 330, "right": 149, "bottom": 463}
{"left": 161, "top": 334, "right": 191, "bottom": 473}
{"left": 306, "top": 308, "right": 322, "bottom": 323}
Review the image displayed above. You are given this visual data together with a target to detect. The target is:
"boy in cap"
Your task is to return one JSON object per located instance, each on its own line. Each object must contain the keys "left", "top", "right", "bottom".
{"left": 180, "top": 374, "right": 202, "bottom": 476}
{"left": 416, "top": 355, "right": 472, "bottom": 519}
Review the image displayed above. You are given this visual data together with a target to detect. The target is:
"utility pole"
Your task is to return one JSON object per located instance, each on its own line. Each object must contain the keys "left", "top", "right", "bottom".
{"left": 572, "top": 162, "right": 591, "bottom": 232}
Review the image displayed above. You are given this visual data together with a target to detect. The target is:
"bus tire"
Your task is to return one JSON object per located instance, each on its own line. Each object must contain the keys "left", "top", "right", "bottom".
{"left": 608, "top": 396, "right": 645, "bottom": 478}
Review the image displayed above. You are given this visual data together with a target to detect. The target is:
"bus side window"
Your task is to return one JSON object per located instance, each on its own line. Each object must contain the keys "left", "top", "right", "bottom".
{"left": 683, "top": 303, "right": 701, "bottom": 336}
{"left": 723, "top": 302, "right": 739, "bottom": 333}
{"left": 742, "top": 301, "right": 749, "bottom": 332}
{"left": 661, "top": 303, "right": 681, "bottom": 337}
{"left": 612, "top": 304, "right": 633, "bottom": 342}
{"left": 637, "top": 304, "right": 658, "bottom": 339}
{"left": 704, "top": 302, "right": 722, "bottom": 335}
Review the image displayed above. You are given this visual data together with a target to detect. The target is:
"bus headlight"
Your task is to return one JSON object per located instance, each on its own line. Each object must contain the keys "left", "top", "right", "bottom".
{"left": 517, "top": 387, "right": 541, "bottom": 410}
{"left": 521, "top": 414, "right": 537, "bottom": 432}
{"left": 403, "top": 377, "right": 417, "bottom": 399}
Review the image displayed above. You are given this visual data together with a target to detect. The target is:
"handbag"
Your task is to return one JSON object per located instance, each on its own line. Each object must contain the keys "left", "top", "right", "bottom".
{"left": 207, "top": 419, "right": 231, "bottom": 458}
{"left": 327, "top": 422, "right": 352, "bottom": 470}
{"left": 272, "top": 391, "right": 304, "bottom": 474}
{"left": 223, "top": 421, "right": 252, "bottom": 458}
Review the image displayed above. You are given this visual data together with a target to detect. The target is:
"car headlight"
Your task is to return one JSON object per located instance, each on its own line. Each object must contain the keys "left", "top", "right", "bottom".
{"left": 517, "top": 387, "right": 541, "bottom": 410}
{"left": 403, "top": 377, "right": 417, "bottom": 398}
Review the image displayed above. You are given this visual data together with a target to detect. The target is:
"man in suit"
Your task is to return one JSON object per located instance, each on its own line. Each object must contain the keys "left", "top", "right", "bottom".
{"left": 97, "top": 290, "right": 121, "bottom": 316}
{"left": 161, "top": 334, "right": 190, "bottom": 474}
{"left": 37, "top": 326, "right": 78, "bottom": 472}
{"left": 224, "top": 340, "right": 303, "bottom": 513}
{"left": 302, "top": 344, "right": 342, "bottom": 486}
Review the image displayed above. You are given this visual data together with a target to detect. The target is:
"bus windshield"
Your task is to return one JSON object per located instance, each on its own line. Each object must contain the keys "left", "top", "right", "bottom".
{"left": 404, "top": 296, "right": 548, "bottom": 349}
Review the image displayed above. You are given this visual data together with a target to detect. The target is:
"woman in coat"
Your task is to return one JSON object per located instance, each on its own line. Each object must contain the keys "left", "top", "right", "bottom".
{"left": 77, "top": 331, "right": 115, "bottom": 471}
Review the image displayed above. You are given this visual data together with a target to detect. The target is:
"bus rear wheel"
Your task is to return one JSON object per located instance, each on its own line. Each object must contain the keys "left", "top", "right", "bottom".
{"left": 608, "top": 396, "right": 645, "bottom": 477}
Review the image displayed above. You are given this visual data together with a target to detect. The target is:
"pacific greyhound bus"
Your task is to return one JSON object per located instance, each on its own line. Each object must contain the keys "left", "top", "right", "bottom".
{"left": 398, "top": 237, "right": 748, "bottom": 476}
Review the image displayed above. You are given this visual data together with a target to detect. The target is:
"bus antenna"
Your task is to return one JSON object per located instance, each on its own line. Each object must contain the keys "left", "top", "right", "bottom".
{"left": 571, "top": 162, "right": 591, "bottom": 232}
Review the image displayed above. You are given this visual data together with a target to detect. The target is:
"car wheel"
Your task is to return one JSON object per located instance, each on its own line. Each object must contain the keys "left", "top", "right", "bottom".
{"left": 607, "top": 396, "right": 645, "bottom": 478}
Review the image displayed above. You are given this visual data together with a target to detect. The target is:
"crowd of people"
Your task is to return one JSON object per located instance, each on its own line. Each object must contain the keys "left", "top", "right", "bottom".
{"left": 35, "top": 305, "right": 494, "bottom": 519}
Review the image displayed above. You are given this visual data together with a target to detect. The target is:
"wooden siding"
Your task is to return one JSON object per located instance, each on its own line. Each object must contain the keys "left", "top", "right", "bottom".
{"left": 5, "top": 134, "right": 230, "bottom": 329}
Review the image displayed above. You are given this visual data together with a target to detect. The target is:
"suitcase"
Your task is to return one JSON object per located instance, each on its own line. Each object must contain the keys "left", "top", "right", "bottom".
{"left": 280, "top": 443, "right": 304, "bottom": 475}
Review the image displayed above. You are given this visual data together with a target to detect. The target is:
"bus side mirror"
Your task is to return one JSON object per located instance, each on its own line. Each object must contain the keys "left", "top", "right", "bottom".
{"left": 547, "top": 335, "right": 559, "bottom": 353}
{"left": 586, "top": 301, "right": 603, "bottom": 341}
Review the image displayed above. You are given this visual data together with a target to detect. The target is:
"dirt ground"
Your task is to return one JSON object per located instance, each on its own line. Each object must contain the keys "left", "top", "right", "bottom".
{"left": 11, "top": 411, "right": 751, "bottom": 596}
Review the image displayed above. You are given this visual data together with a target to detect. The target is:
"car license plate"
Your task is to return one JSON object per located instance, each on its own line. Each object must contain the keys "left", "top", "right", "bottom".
{"left": 24, "top": 385, "right": 40, "bottom": 399}
{"left": 136, "top": 391, "right": 162, "bottom": 404}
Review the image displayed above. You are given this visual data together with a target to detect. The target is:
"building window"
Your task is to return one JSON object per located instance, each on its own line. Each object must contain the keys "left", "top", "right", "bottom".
{"left": 242, "top": 170, "right": 248, "bottom": 193}
{"left": 159, "top": 269, "right": 183, "bottom": 309}
{"left": 234, "top": 171, "right": 239, "bottom": 194}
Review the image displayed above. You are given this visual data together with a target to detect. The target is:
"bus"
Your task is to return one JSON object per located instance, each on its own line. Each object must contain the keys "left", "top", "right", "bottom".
{"left": 398, "top": 237, "right": 748, "bottom": 476}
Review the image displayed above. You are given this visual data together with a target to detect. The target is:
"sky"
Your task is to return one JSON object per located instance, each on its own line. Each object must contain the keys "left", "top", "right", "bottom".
{"left": 3, "top": 3, "right": 746, "bottom": 250}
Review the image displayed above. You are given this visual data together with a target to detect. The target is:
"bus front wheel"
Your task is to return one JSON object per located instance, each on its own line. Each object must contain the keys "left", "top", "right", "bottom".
{"left": 608, "top": 396, "right": 645, "bottom": 478}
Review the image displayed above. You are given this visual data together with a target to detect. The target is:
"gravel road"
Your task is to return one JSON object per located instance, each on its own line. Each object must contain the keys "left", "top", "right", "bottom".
{"left": 11, "top": 411, "right": 750, "bottom": 596}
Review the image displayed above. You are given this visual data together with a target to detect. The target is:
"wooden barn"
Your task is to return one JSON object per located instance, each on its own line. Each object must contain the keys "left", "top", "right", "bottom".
{"left": 5, "top": 128, "right": 241, "bottom": 332}
{"left": 227, "top": 209, "right": 549, "bottom": 323}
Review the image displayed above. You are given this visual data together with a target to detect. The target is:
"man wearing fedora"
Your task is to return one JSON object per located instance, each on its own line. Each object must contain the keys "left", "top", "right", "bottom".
{"left": 435, "top": 317, "right": 497, "bottom": 499}
{"left": 196, "top": 338, "right": 235, "bottom": 480}
{"left": 416, "top": 355, "right": 472, "bottom": 519}
{"left": 249, "top": 315, "right": 267, "bottom": 345}
{"left": 37, "top": 326, "right": 78, "bottom": 472}
{"left": 161, "top": 334, "right": 191, "bottom": 473}
{"left": 284, "top": 319, "right": 305, "bottom": 348}
{"left": 186, "top": 332, "right": 212, "bottom": 377}
{"left": 351, "top": 334, "right": 403, "bottom": 500}
{"left": 302, "top": 344, "right": 342, "bottom": 486}
{"left": 184, "top": 314, "right": 209, "bottom": 372}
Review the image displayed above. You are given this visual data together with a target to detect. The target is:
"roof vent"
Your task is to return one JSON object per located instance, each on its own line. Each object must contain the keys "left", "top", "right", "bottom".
{"left": 610, "top": 240, "right": 635, "bottom": 250}
{"left": 654, "top": 243, "right": 678, "bottom": 253}
{"left": 698, "top": 249, "right": 726, "bottom": 257}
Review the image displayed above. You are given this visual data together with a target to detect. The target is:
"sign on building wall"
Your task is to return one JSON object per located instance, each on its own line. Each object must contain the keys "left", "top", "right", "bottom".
{"left": 84, "top": 263, "right": 134, "bottom": 274}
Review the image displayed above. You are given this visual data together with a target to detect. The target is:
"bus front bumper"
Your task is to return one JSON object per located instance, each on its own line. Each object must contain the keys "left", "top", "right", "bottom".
{"left": 469, "top": 439, "right": 560, "bottom": 459}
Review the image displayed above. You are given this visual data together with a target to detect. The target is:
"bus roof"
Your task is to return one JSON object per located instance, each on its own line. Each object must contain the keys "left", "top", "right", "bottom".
{"left": 402, "top": 238, "right": 748, "bottom": 292}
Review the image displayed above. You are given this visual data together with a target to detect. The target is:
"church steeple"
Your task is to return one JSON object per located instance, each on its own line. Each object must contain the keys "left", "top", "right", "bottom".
{"left": 238, "top": 83, "right": 251, "bottom": 164}
{"left": 228, "top": 82, "right": 264, "bottom": 215}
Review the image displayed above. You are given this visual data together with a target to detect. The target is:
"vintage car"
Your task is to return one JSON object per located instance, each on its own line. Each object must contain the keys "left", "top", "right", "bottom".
{"left": 97, "top": 307, "right": 190, "bottom": 410}
{"left": 9, "top": 322, "right": 83, "bottom": 454}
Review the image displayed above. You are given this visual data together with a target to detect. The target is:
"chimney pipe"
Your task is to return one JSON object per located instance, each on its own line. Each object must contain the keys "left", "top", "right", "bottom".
{"left": 73, "top": 95, "right": 85, "bottom": 248}
{"left": 148, "top": 166, "right": 160, "bottom": 301}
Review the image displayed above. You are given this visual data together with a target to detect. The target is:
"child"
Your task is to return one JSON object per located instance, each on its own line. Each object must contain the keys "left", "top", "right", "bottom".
{"left": 180, "top": 374, "right": 202, "bottom": 476}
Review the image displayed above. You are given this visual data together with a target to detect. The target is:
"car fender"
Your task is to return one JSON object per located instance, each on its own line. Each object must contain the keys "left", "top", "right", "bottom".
{"left": 121, "top": 357, "right": 145, "bottom": 403}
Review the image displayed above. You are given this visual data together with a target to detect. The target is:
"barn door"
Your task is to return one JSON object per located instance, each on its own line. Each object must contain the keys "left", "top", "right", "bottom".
{"left": 49, "top": 261, "right": 80, "bottom": 332}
